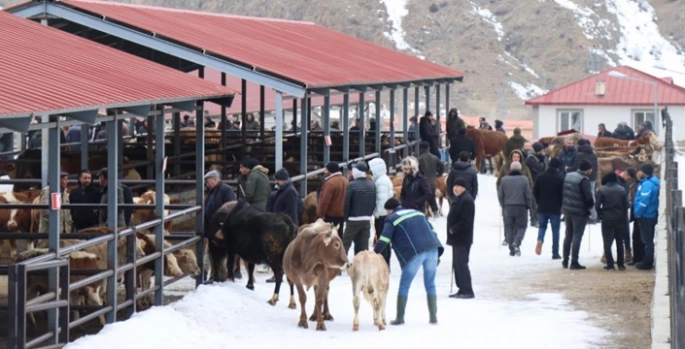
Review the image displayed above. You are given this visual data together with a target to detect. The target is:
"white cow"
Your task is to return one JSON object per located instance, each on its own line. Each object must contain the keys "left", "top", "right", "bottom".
{"left": 347, "top": 250, "right": 389, "bottom": 331}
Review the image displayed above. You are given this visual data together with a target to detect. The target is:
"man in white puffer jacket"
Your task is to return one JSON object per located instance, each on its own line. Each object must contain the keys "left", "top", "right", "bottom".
{"left": 369, "top": 158, "right": 395, "bottom": 269}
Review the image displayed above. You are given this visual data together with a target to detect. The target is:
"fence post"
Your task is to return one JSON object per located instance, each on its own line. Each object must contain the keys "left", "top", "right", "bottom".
{"left": 58, "top": 262, "right": 70, "bottom": 344}
{"left": 8, "top": 264, "right": 18, "bottom": 349}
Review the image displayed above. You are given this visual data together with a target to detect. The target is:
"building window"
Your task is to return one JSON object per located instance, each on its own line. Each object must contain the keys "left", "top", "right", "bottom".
{"left": 557, "top": 110, "right": 583, "bottom": 133}
{"left": 632, "top": 110, "right": 657, "bottom": 135}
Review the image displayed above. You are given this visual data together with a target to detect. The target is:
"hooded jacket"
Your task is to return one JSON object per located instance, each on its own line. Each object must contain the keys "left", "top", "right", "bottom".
{"left": 399, "top": 157, "right": 432, "bottom": 211}
{"left": 534, "top": 167, "right": 564, "bottom": 215}
{"left": 447, "top": 160, "right": 478, "bottom": 201}
{"left": 448, "top": 131, "right": 476, "bottom": 162}
{"left": 495, "top": 120, "right": 505, "bottom": 133}
{"left": 418, "top": 149, "right": 444, "bottom": 188}
{"left": 504, "top": 128, "right": 527, "bottom": 158}
{"left": 446, "top": 109, "right": 465, "bottom": 141}
{"left": 374, "top": 207, "right": 444, "bottom": 267}
{"left": 419, "top": 117, "right": 438, "bottom": 143}
{"left": 245, "top": 165, "right": 271, "bottom": 211}
{"left": 368, "top": 158, "right": 394, "bottom": 217}
{"left": 446, "top": 191, "right": 475, "bottom": 246}
{"left": 634, "top": 175, "right": 660, "bottom": 219}
{"left": 266, "top": 180, "right": 300, "bottom": 226}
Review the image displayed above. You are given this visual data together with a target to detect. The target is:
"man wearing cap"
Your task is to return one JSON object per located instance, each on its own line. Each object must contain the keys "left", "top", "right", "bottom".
{"left": 203, "top": 170, "right": 236, "bottom": 234}
{"left": 418, "top": 141, "right": 445, "bottom": 217}
{"left": 97, "top": 169, "right": 126, "bottom": 228}
{"left": 38, "top": 171, "right": 73, "bottom": 234}
{"left": 595, "top": 172, "right": 629, "bottom": 270}
{"left": 561, "top": 159, "right": 595, "bottom": 270}
{"left": 343, "top": 162, "right": 377, "bottom": 255}
{"left": 446, "top": 178, "right": 475, "bottom": 299}
{"left": 533, "top": 158, "right": 565, "bottom": 259}
{"left": 241, "top": 158, "right": 270, "bottom": 212}
{"left": 317, "top": 162, "right": 348, "bottom": 228}
{"left": 633, "top": 163, "right": 660, "bottom": 270}
{"left": 498, "top": 161, "right": 533, "bottom": 257}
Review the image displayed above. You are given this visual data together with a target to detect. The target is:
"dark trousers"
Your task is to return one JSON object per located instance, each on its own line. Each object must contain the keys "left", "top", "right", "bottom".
{"left": 427, "top": 183, "right": 439, "bottom": 213}
{"left": 480, "top": 157, "right": 493, "bottom": 174}
{"left": 624, "top": 219, "right": 632, "bottom": 249}
{"left": 563, "top": 215, "right": 588, "bottom": 263}
{"left": 638, "top": 217, "right": 658, "bottom": 266}
{"left": 427, "top": 140, "right": 440, "bottom": 159}
{"left": 374, "top": 216, "right": 391, "bottom": 269}
{"left": 343, "top": 220, "right": 371, "bottom": 255}
{"left": 632, "top": 220, "right": 645, "bottom": 263}
{"left": 601, "top": 219, "right": 626, "bottom": 267}
{"left": 452, "top": 245, "right": 473, "bottom": 295}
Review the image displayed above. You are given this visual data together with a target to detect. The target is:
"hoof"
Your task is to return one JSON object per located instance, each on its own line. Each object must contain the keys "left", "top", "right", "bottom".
{"left": 323, "top": 313, "right": 334, "bottom": 321}
{"left": 309, "top": 314, "right": 317, "bottom": 322}
{"left": 246, "top": 284, "right": 254, "bottom": 291}
{"left": 378, "top": 325, "right": 385, "bottom": 331}
{"left": 288, "top": 302, "right": 297, "bottom": 309}
{"left": 352, "top": 325, "right": 359, "bottom": 332}
{"left": 316, "top": 322, "right": 327, "bottom": 331}
{"left": 267, "top": 299, "right": 276, "bottom": 306}
{"left": 298, "top": 319, "right": 308, "bottom": 329}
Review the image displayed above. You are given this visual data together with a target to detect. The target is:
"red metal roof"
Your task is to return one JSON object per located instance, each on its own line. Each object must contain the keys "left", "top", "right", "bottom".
{"left": 0, "top": 10, "right": 235, "bottom": 119}
{"left": 525, "top": 66, "right": 685, "bottom": 106}
{"left": 53, "top": 0, "right": 464, "bottom": 89}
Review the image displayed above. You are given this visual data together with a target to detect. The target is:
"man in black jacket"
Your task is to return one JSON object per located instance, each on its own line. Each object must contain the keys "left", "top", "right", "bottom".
{"left": 561, "top": 159, "right": 595, "bottom": 270}
{"left": 597, "top": 123, "right": 613, "bottom": 138}
{"left": 419, "top": 111, "right": 440, "bottom": 158}
{"left": 448, "top": 128, "right": 476, "bottom": 164}
{"left": 572, "top": 139, "right": 599, "bottom": 222}
{"left": 533, "top": 158, "right": 564, "bottom": 259}
{"left": 525, "top": 142, "right": 547, "bottom": 183}
{"left": 446, "top": 178, "right": 475, "bottom": 299}
{"left": 204, "top": 169, "right": 238, "bottom": 280}
{"left": 418, "top": 142, "right": 445, "bottom": 217}
{"left": 69, "top": 170, "right": 102, "bottom": 231}
{"left": 595, "top": 172, "right": 629, "bottom": 270}
{"left": 399, "top": 156, "right": 432, "bottom": 212}
{"left": 343, "top": 162, "right": 377, "bottom": 255}
{"left": 447, "top": 151, "right": 478, "bottom": 202}
{"left": 265, "top": 168, "right": 299, "bottom": 282}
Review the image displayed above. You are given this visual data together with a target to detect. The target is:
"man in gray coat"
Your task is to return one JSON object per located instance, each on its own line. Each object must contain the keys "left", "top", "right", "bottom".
{"left": 498, "top": 162, "right": 533, "bottom": 257}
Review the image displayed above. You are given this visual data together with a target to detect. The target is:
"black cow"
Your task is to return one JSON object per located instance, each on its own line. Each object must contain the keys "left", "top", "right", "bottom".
{"left": 217, "top": 200, "right": 298, "bottom": 306}
{"left": 206, "top": 201, "right": 238, "bottom": 282}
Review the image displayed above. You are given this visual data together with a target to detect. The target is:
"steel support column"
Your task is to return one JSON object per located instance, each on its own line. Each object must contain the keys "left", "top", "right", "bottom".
{"left": 40, "top": 121, "right": 48, "bottom": 188}
{"left": 275, "top": 91, "right": 284, "bottom": 172}
{"left": 80, "top": 123, "right": 89, "bottom": 169}
{"left": 221, "top": 72, "right": 227, "bottom": 164}
{"left": 323, "top": 94, "right": 331, "bottom": 165}
{"left": 154, "top": 110, "right": 166, "bottom": 305}
{"left": 435, "top": 84, "right": 441, "bottom": 148}
{"left": 389, "top": 89, "right": 396, "bottom": 171}
{"left": 105, "top": 116, "right": 119, "bottom": 323}
{"left": 47, "top": 118, "right": 61, "bottom": 345}
{"left": 343, "top": 94, "right": 350, "bottom": 177}
{"left": 260, "top": 85, "right": 266, "bottom": 140}
{"left": 414, "top": 87, "right": 420, "bottom": 155}
{"left": 173, "top": 112, "right": 181, "bottom": 181}
{"left": 425, "top": 86, "right": 431, "bottom": 113}
{"left": 117, "top": 119, "right": 124, "bottom": 179}
{"left": 445, "top": 83, "right": 450, "bottom": 147}
{"left": 292, "top": 99, "right": 298, "bottom": 132}
{"left": 241, "top": 79, "right": 247, "bottom": 150}
{"left": 403, "top": 88, "right": 409, "bottom": 159}
{"left": 375, "top": 90, "right": 381, "bottom": 155}
{"left": 299, "top": 96, "right": 309, "bottom": 194}
{"left": 195, "top": 100, "right": 205, "bottom": 287}
{"left": 359, "top": 93, "right": 365, "bottom": 158}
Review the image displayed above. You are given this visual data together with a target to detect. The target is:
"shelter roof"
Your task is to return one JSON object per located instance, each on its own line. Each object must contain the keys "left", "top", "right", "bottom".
{"left": 31, "top": 0, "right": 464, "bottom": 89}
{"left": 525, "top": 66, "right": 685, "bottom": 106}
{"left": 0, "top": 10, "right": 236, "bottom": 120}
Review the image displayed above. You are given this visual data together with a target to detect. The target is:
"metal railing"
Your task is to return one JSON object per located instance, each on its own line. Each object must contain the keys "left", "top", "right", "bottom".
{"left": 661, "top": 108, "right": 684, "bottom": 349}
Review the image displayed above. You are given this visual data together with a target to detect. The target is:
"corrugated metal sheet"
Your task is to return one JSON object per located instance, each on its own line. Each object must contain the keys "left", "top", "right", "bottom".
{"left": 0, "top": 10, "right": 235, "bottom": 119}
{"left": 526, "top": 66, "right": 685, "bottom": 106}
{"left": 56, "top": 0, "right": 464, "bottom": 88}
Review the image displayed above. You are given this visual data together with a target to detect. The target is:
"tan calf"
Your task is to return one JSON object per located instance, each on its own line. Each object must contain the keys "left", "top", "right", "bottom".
{"left": 348, "top": 250, "right": 389, "bottom": 331}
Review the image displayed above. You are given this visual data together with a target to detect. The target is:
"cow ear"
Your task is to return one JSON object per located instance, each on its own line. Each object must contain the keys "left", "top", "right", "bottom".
{"left": 215, "top": 230, "right": 224, "bottom": 240}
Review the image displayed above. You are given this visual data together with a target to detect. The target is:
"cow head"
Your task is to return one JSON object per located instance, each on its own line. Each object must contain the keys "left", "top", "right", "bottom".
{"left": 175, "top": 249, "right": 201, "bottom": 278}
{"left": 319, "top": 223, "right": 348, "bottom": 270}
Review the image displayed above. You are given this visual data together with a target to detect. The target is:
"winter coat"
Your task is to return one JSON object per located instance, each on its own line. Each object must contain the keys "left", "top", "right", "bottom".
{"left": 446, "top": 192, "right": 475, "bottom": 246}
{"left": 204, "top": 182, "right": 236, "bottom": 229}
{"left": 595, "top": 182, "right": 629, "bottom": 222}
{"left": 533, "top": 168, "right": 564, "bottom": 215}
{"left": 498, "top": 172, "right": 533, "bottom": 209}
{"left": 504, "top": 134, "right": 527, "bottom": 158}
{"left": 99, "top": 184, "right": 126, "bottom": 228}
{"left": 418, "top": 150, "right": 444, "bottom": 189}
{"left": 634, "top": 175, "right": 660, "bottom": 219}
{"left": 524, "top": 151, "right": 547, "bottom": 183}
{"left": 496, "top": 150, "right": 534, "bottom": 191}
{"left": 317, "top": 172, "right": 348, "bottom": 219}
{"left": 266, "top": 180, "right": 300, "bottom": 226}
{"left": 245, "top": 165, "right": 271, "bottom": 211}
{"left": 369, "top": 159, "right": 394, "bottom": 217}
{"left": 495, "top": 120, "right": 505, "bottom": 133}
{"left": 344, "top": 177, "right": 377, "bottom": 221}
{"left": 613, "top": 125, "right": 635, "bottom": 140}
{"left": 38, "top": 186, "right": 73, "bottom": 233}
{"left": 597, "top": 130, "right": 613, "bottom": 138}
{"left": 419, "top": 117, "right": 438, "bottom": 143}
{"left": 373, "top": 207, "right": 444, "bottom": 267}
{"left": 558, "top": 146, "right": 578, "bottom": 173}
{"left": 447, "top": 161, "right": 478, "bottom": 201}
{"left": 245, "top": 120, "right": 260, "bottom": 130}
{"left": 562, "top": 170, "right": 594, "bottom": 217}
{"left": 400, "top": 173, "right": 432, "bottom": 211}
{"left": 446, "top": 114, "right": 465, "bottom": 141}
{"left": 448, "top": 134, "right": 476, "bottom": 162}
{"left": 236, "top": 175, "right": 248, "bottom": 200}
{"left": 69, "top": 183, "right": 102, "bottom": 231}
{"left": 408, "top": 123, "right": 417, "bottom": 141}
{"left": 571, "top": 144, "right": 599, "bottom": 181}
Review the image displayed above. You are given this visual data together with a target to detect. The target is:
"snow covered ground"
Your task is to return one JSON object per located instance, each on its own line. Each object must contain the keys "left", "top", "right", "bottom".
{"left": 65, "top": 174, "right": 610, "bottom": 349}
{"left": 380, "top": 0, "right": 424, "bottom": 59}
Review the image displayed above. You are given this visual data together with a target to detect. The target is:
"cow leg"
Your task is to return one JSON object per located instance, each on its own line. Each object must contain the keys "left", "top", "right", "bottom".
{"left": 295, "top": 283, "right": 308, "bottom": 329}
{"left": 374, "top": 295, "right": 385, "bottom": 331}
{"left": 246, "top": 262, "right": 255, "bottom": 290}
{"left": 287, "top": 279, "right": 296, "bottom": 309}
{"left": 475, "top": 155, "right": 482, "bottom": 172}
{"left": 315, "top": 277, "right": 327, "bottom": 331}
{"left": 267, "top": 268, "right": 283, "bottom": 306}
{"left": 226, "top": 252, "right": 236, "bottom": 282}
{"left": 352, "top": 289, "right": 360, "bottom": 331}
{"left": 322, "top": 284, "right": 334, "bottom": 321}
{"left": 380, "top": 292, "right": 388, "bottom": 326}
{"left": 309, "top": 285, "right": 320, "bottom": 321}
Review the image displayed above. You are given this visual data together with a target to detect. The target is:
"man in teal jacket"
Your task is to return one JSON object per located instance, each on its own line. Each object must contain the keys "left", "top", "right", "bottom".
{"left": 374, "top": 198, "right": 444, "bottom": 325}
{"left": 633, "top": 163, "right": 660, "bottom": 270}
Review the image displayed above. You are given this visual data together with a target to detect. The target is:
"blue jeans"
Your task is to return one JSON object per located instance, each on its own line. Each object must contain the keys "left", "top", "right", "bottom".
{"left": 537, "top": 213, "right": 561, "bottom": 255}
{"left": 398, "top": 249, "right": 438, "bottom": 297}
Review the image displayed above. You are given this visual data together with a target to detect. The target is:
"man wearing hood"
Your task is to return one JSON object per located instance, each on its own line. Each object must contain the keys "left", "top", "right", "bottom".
{"left": 399, "top": 156, "right": 433, "bottom": 212}
{"left": 525, "top": 142, "right": 547, "bottom": 184}
{"left": 419, "top": 111, "right": 441, "bottom": 158}
{"left": 241, "top": 158, "right": 271, "bottom": 212}
{"left": 571, "top": 139, "right": 599, "bottom": 222}
{"left": 446, "top": 108, "right": 466, "bottom": 145}
{"left": 418, "top": 142, "right": 445, "bottom": 217}
{"left": 561, "top": 159, "right": 595, "bottom": 270}
{"left": 612, "top": 122, "right": 635, "bottom": 140}
{"left": 595, "top": 172, "right": 629, "bottom": 270}
{"left": 498, "top": 162, "right": 533, "bottom": 257}
{"left": 558, "top": 137, "right": 578, "bottom": 174}
{"left": 448, "top": 128, "right": 476, "bottom": 164}
{"left": 343, "top": 162, "right": 377, "bottom": 255}
{"left": 318, "top": 162, "right": 348, "bottom": 227}
{"left": 369, "top": 158, "right": 394, "bottom": 267}
{"left": 504, "top": 128, "right": 527, "bottom": 158}
{"left": 447, "top": 151, "right": 478, "bottom": 202}
{"left": 495, "top": 120, "right": 505, "bottom": 133}
{"left": 633, "top": 163, "right": 660, "bottom": 270}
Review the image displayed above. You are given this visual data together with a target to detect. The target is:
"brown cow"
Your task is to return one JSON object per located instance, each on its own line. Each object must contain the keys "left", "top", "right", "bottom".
{"left": 465, "top": 126, "right": 508, "bottom": 172}
{"left": 300, "top": 192, "right": 318, "bottom": 226}
{"left": 0, "top": 189, "right": 41, "bottom": 259}
{"left": 348, "top": 250, "right": 389, "bottom": 331}
{"left": 594, "top": 133, "right": 662, "bottom": 151}
{"left": 598, "top": 155, "right": 660, "bottom": 182}
{"left": 131, "top": 190, "right": 176, "bottom": 233}
{"left": 283, "top": 219, "right": 348, "bottom": 331}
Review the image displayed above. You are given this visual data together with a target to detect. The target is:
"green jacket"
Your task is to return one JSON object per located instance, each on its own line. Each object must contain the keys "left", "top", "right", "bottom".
{"left": 245, "top": 165, "right": 271, "bottom": 211}
{"left": 100, "top": 184, "right": 126, "bottom": 228}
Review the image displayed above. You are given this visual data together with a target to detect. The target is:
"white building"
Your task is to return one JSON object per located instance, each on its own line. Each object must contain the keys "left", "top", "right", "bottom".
{"left": 526, "top": 66, "right": 685, "bottom": 141}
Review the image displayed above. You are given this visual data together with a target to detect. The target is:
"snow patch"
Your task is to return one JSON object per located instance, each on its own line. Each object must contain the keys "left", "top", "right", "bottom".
{"left": 553, "top": 0, "right": 615, "bottom": 41}
{"left": 503, "top": 52, "right": 541, "bottom": 79}
{"left": 380, "top": 0, "right": 424, "bottom": 59}
{"left": 469, "top": 2, "right": 505, "bottom": 42}
{"left": 510, "top": 81, "right": 548, "bottom": 100}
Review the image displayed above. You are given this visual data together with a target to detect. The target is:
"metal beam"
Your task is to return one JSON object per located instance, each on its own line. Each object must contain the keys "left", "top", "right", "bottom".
{"left": 309, "top": 88, "right": 330, "bottom": 96}
{"left": 121, "top": 104, "right": 152, "bottom": 117}
{"left": 105, "top": 117, "right": 119, "bottom": 323}
{"left": 359, "top": 92, "right": 366, "bottom": 158}
{"left": 46, "top": 118, "right": 61, "bottom": 345}
{"left": 64, "top": 109, "right": 98, "bottom": 124}
{"left": 375, "top": 89, "right": 381, "bottom": 155}
{"left": 299, "top": 96, "right": 308, "bottom": 195}
{"left": 435, "top": 84, "right": 441, "bottom": 149}
{"left": 154, "top": 109, "right": 166, "bottom": 306}
{"left": 13, "top": 2, "right": 307, "bottom": 97}
{"left": 169, "top": 100, "right": 195, "bottom": 112}
{"left": 0, "top": 116, "right": 32, "bottom": 134}
{"left": 402, "top": 88, "right": 409, "bottom": 159}
{"left": 323, "top": 94, "right": 330, "bottom": 165}
{"left": 389, "top": 89, "right": 396, "bottom": 170}
{"left": 194, "top": 100, "right": 205, "bottom": 287}
{"left": 342, "top": 93, "right": 350, "bottom": 177}
{"left": 275, "top": 91, "right": 284, "bottom": 171}
{"left": 414, "top": 86, "right": 420, "bottom": 155}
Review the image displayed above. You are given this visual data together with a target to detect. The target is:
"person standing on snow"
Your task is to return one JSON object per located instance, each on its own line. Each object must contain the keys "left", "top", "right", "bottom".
{"left": 595, "top": 172, "right": 629, "bottom": 271}
{"left": 447, "top": 151, "right": 478, "bottom": 202}
{"left": 374, "top": 198, "right": 444, "bottom": 325}
{"left": 399, "top": 156, "right": 432, "bottom": 212}
{"left": 633, "top": 163, "right": 660, "bottom": 270}
{"left": 419, "top": 111, "right": 441, "bottom": 158}
{"left": 446, "top": 178, "right": 475, "bottom": 299}
{"left": 317, "top": 162, "right": 348, "bottom": 228}
{"left": 498, "top": 162, "right": 533, "bottom": 257}
{"left": 369, "top": 158, "right": 394, "bottom": 268}
{"left": 343, "top": 162, "right": 377, "bottom": 255}
{"left": 533, "top": 158, "right": 564, "bottom": 259}
{"left": 561, "top": 159, "right": 595, "bottom": 270}
{"left": 418, "top": 142, "right": 445, "bottom": 217}
{"left": 446, "top": 108, "right": 466, "bottom": 145}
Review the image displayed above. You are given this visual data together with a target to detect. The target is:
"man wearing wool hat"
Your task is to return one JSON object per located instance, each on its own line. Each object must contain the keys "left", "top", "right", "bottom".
{"left": 633, "top": 163, "right": 660, "bottom": 270}
{"left": 317, "top": 162, "right": 348, "bottom": 228}
{"left": 561, "top": 159, "right": 595, "bottom": 270}
{"left": 342, "top": 162, "right": 377, "bottom": 255}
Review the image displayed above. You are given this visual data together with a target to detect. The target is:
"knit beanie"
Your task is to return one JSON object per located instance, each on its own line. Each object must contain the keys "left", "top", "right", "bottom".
{"left": 640, "top": 163, "right": 654, "bottom": 177}
{"left": 274, "top": 168, "right": 290, "bottom": 181}
{"left": 325, "top": 162, "right": 340, "bottom": 173}
{"left": 579, "top": 159, "right": 592, "bottom": 172}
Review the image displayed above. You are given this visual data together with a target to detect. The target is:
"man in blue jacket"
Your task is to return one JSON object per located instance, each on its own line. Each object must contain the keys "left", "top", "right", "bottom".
{"left": 374, "top": 198, "right": 444, "bottom": 326}
{"left": 633, "top": 163, "right": 660, "bottom": 270}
